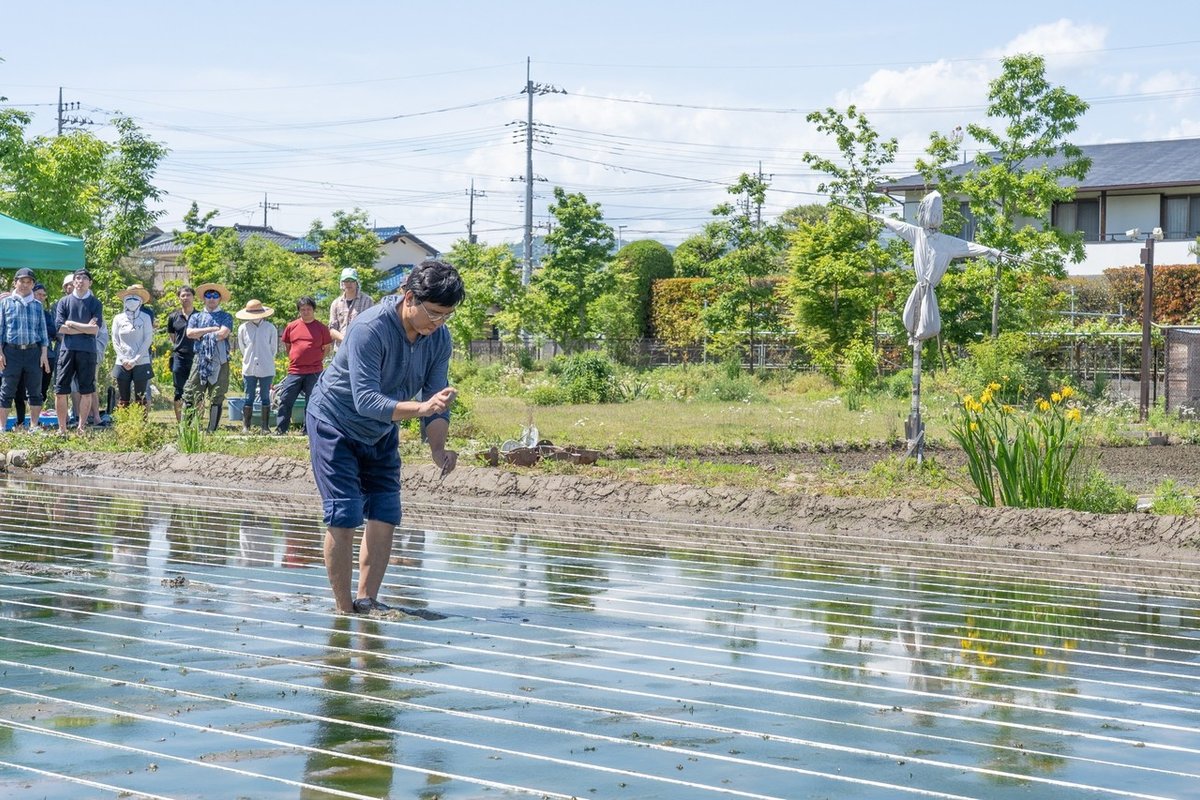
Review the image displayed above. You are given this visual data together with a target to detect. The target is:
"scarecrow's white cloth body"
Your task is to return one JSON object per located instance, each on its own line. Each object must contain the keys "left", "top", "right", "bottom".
{"left": 872, "top": 192, "right": 997, "bottom": 344}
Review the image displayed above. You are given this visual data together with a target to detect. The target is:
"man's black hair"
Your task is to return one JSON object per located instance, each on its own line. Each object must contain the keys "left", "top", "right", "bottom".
{"left": 297, "top": 295, "right": 317, "bottom": 311}
{"left": 404, "top": 259, "right": 465, "bottom": 307}
{"left": 178, "top": 285, "right": 195, "bottom": 296}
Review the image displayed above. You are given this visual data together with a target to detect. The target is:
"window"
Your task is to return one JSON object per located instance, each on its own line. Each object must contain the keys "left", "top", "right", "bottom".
{"left": 958, "top": 201, "right": 977, "bottom": 240}
{"left": 1164, "top": 196, "right": 1200, "bottom": 240}
{"left": 1053, "top": 200, "right": 1100, "bottom": 241}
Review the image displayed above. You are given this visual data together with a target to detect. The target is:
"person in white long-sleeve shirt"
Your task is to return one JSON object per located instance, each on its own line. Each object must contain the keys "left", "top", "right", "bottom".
{"left": 110, "top": 285, "right": 155, "bottom": 410}
{"left": 235, "top": 299, "right": 278, "bottom": 433}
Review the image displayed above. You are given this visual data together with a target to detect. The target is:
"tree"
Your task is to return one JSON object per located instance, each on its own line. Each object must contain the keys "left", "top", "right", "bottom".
{"left": 444, "top": 238, "right": 525, "bottom": 354}
{"left": 609, "top": 239, "right": 674, "bottom": 336}
{"left": 527, "top": 187, "right": 614, "bottom": 350}
{"left": 785, "top": 208, "right": 877, "bottom": 363}
{"left": 803, "top": 105, "right": 898, "bottom": 354}
{"left": 672, "top": 230, "right": 723, "bottom": 278}
{"left": 0, "top": 110, "right": 167, "bottom": 288}
{"left": 177, "top": 203, "right": 334, "bottom": 316}
{"left": 175, "top": 203, "right": 241, "bottom": 289}
{"left": 307, "top": 208, "right": 383, "bottom": 296}
{"left": 962, "top": 53, "right": 1090, "bottom": 337}
{"left": 778, "top": 203, "right": 830, "bottom": 232}
{"left": 701, "top": 173, "right": 787, "bottom": 365}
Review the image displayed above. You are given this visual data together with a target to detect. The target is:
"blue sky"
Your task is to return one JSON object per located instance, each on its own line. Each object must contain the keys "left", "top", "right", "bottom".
{"left": 3, "top": 1, "right": 1200, "bottom": 252}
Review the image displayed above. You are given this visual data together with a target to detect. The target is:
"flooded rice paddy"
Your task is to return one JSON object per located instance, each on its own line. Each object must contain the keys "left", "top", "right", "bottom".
{"left": 0, "top": 475, "right": 1199, "bottom": 799}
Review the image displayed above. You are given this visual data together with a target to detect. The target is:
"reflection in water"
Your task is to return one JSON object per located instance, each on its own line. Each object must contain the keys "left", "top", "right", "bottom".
{"left": 543, "top": 559, "right": 608, "bottom": 609}
{"left": 2, "top": 476, "right": 1199, "bottom": 798}
{"left": 284, "top": 520, "right": 323, "bottom": 569}
{"left": 236, "top": 512, "right": 279, "bottom": 568}
{"left": 301, "top": 617, "right": 397, "bottom": 799}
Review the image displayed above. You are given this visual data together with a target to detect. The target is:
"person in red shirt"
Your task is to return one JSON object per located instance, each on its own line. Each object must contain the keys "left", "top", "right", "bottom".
{"left": 274, "top": 296, "right": 332, "bottom": 434}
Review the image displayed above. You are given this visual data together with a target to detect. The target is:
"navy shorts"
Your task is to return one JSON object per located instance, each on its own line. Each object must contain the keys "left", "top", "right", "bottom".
{"left": 307, "top": 409, "right": 402, "bottom": 529}
{"left": 55, "top": 348, "right": 97, "bottom": 395}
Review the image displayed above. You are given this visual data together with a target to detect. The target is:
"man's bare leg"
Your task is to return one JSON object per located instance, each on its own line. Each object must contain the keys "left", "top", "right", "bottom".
{"left": 55, "top": 394, "right": 70, "bottom": 433}
{"left": 324, "top": 526, "right": 356, "bottom": 613}
{"left": 357, "top": 519, "right": 395, "bottom": 603}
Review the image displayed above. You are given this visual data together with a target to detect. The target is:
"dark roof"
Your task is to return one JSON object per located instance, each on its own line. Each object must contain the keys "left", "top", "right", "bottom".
{"left": 373, "top": 226, "right": 439, "bottom": 256}
{"left": 879, "top": 137, "right": 1200, "bottom": 193}
{"left": 137, "top": 224, "right": 319, "bottom": 255}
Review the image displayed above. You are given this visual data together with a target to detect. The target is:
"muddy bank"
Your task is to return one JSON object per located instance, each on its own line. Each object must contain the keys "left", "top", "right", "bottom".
{"left": 22, "top": 447, "right": 1200, "bottom": 573}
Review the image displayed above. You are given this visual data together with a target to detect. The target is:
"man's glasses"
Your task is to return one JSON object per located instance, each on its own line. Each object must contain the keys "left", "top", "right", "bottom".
{"left": 418, "top": 300, "right": 455, "bottom": 323}
{"left": 203, "top": 291, "right": 221, "bottom": 300}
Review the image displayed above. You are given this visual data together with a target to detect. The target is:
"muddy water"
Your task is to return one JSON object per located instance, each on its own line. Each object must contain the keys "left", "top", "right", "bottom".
{"left": 1, "top": 474, "right": 1199, "bottom": 800}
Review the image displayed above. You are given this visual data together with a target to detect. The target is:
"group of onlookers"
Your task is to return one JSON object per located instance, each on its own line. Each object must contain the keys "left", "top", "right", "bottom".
{"left": 0, "top": 265, "right": 374, "bottom": 435}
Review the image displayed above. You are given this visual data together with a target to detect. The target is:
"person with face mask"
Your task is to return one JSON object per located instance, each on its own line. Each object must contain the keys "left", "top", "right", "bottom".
{"left": 110, "top": 285, "right": 155, "bottom": 411}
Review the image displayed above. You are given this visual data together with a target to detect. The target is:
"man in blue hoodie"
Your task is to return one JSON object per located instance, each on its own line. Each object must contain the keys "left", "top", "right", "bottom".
{"left": 306, "top": 259, "right": 463, "bottom": 615}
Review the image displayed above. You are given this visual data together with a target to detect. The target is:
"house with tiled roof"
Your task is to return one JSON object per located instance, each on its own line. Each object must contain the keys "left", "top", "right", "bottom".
{"left": 372, "top": 226, "right": 440, "bottom": 292}
{"left": 877, "top": 137, "right": 1200, "bottom": 275}
{"left": 133, "top": 224, "right": 321, "bottom": 291}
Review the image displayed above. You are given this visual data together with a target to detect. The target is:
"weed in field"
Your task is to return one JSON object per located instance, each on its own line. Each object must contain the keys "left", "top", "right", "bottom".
{"left": 1067, "top": 469, "right": 1138, "bottom": 514}
{"left": 1150, "top": 479, "right": 1197, "bottom": 516}
{"left": 113, "top": 406, "right": 163, "bottom": 451}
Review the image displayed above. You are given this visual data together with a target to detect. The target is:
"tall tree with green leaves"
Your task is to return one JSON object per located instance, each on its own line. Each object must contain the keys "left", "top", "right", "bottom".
{"left": 175, "top": 203, "right": 240, "bottom": 289}
{"left": 528, "top": 186, "right": 614, "bottom": 350}
{"left": 803, "top": 105, "right": 898, "bottom": 354}
{"left": 962, "top": 53, "right": 1090, "bottom": 337}
{"left": 307, "top": 208, "right": 383, "bottom": 295}
{"left": 444, "top": 238, "right": 525, "bottom": 353}
{"left": 701, "top": 173, "right": 787, "bottom": 366}
{"left": 785, "top": 208, "right": 877, "bottom": 365}
{"left": 0, "top": 109, "right": 167, "bottom": 287}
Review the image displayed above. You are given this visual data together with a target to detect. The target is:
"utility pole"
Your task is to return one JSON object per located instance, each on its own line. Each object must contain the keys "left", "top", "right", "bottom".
{"left": 755, "top": 161, "right": 764, "bottom": 231}
{"left": 617, "top": 225, "right": 626, "bottom": 250}
{"left": 259, "top": 193, "right": 279, "bottom": 228}
{"left": 56, "top": 87, "right": 91, "bottom": 136}
{"left": 466, "top": 180, "right": 485, "bottom": 244}
{"left": 1140, "top": 233, "right": 1157, "bottom": 421}
{"left": 519, "top": 58, "right": 565, "bottom": 286}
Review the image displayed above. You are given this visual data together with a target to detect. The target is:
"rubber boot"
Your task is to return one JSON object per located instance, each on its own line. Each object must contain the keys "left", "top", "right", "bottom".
{"left": 206, "top": 403, "right": 222, "bottom": 433}
{"left": 259, "top": 405, "right": 270, "bottom": 433}
{"left": 241, "top": 404, "right": 253, "bottom": 434}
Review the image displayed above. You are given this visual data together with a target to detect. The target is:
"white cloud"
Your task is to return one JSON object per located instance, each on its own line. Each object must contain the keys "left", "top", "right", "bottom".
{"left": 988, "top": 18, "right": 1108, "bottom": 69}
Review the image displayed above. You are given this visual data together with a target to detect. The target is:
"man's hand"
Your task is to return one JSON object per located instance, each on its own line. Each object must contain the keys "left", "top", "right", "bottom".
{"left": 40, "top": 354, "right": 49, "bottom": 373}
{"left": 434, "top": 448, "right": 459, "bottom": 479}
{"left": 419, "top": 387, "right": 457, "bottom": 417}
{"left": 123, "top": 361, "right": 134, "bottom": 371}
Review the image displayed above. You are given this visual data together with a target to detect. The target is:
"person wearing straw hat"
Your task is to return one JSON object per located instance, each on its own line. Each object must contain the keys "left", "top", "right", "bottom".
{"left": 110, "top": 285, "right": 155, "bottom": 411}
{"left": 182, "top": 282, "right": 234, "bottom": 432}
{"left": 235, "top": 298, "right": 277, "bottom": 433}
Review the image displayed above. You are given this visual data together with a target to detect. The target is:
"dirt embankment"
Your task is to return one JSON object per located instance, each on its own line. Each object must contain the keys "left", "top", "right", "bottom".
{"left": 22, "top": 446, "right": 1200, "bottom": 567}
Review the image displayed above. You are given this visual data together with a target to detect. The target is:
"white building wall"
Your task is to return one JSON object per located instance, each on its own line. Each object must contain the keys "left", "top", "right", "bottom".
{"left": 1071, "top": 239, "right": 1196, "bottom": 275}
{"left": 374, "top": 239, "right": 435, "bottom": 272}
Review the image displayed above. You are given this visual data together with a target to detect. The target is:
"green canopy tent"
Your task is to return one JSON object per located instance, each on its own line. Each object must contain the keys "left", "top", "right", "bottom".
{"left": 0, "top": 212, "right": 85, "bottom": 272}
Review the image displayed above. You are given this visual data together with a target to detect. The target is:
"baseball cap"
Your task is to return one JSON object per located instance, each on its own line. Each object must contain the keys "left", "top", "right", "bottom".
{"left": 73, "top": 268, "right": 92, "bottom": 280}
{"left": 14, "top": 268, "right": 35, "bottom": 280}
{"left": 33, "top": 283, "right": 45, "bottom": 293}
{"left": 340, "top": 268, "right": 359, "bottom": 283}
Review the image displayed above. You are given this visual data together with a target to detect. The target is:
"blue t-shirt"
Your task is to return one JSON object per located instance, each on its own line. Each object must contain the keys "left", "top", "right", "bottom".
{"left": 308, "top": 294, "right": 451, "bottom": 445}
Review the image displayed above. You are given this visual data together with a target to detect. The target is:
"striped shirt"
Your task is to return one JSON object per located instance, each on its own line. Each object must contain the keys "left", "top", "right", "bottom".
{"left": 0, "top": 294, "right": 49, "bottom": 347}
